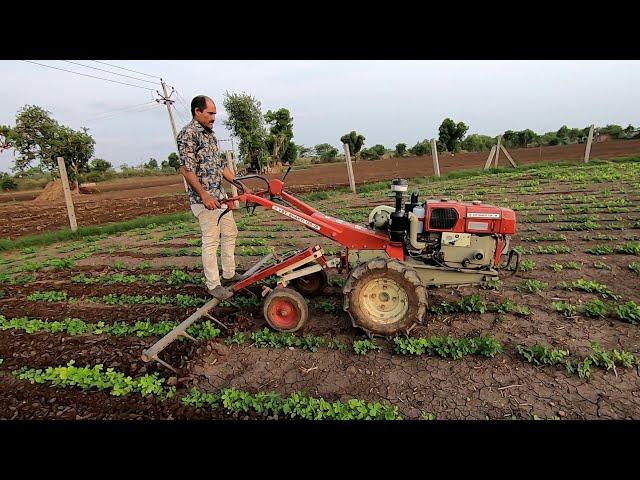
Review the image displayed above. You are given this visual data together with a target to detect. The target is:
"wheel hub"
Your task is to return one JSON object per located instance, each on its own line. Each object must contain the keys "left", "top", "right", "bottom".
{"left": 268, "top": 299, "right": 298, "bottom": 329}
{"left": 358, "top": 277, "right": 408, "bottom": 325}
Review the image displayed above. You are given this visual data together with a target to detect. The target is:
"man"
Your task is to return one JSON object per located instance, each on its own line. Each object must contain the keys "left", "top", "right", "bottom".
{"left": 177, "top": 95, "right": 245, "bottom": 300}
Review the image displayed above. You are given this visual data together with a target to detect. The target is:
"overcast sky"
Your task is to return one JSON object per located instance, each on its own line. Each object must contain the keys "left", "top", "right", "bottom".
{"left": 1, "top": 60, "right": 639, "bottom": 172}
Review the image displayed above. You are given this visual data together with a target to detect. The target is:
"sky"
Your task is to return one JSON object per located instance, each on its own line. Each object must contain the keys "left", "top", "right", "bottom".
{"left": 1, "top": 60, "right": 639, "bottom": 173}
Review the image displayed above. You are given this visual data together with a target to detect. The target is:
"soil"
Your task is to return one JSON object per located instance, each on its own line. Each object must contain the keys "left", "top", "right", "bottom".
{"left": 2, "top": 140, "right": 640, "bottom": 239}
{"left": 1, "top": 158, "right": 639, "bottom": 420}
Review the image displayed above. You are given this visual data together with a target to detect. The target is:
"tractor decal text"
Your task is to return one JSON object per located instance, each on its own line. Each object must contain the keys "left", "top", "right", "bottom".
{"left": 272, "top": 205, "right": 321, "bottom": 230}
{"left": 467, "top": 213, "right": 501, "bottom": 219}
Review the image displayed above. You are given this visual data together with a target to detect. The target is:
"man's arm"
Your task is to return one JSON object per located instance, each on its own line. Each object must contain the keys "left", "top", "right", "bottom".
{"left": 221, "top": 165, "right": 251, "bottom": 194}
{"left": 180, "top": 166, "right": 220, "bottom": 209}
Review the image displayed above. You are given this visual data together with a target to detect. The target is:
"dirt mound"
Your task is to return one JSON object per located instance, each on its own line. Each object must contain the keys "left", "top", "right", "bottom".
{"left": 33, "top": 179, "right": 80, "bottom": 204}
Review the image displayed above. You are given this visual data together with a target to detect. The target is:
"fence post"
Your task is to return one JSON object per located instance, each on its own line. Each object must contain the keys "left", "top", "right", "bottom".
{"left": 343, "top": 143, "right": 356, "bottom": 194}
{"left": 57, "top": 157, "right": 78, "bottom": 232}
{"left": 225, "top": 150, "right": 239, "bottom": 208}
{"left": 584, "top": 124, "right": 594, "bottom": 163}
{"left": 484, "top": 146, "right": 497, "bottom": 170}
{"left": 494, "top": 135, "right": 502, "bottom": 167}
{"left": 500, "top": 144, "right": 518, "bottom": 167}
{"left": 431, "top": 139, "right": 441, "bottom": 177}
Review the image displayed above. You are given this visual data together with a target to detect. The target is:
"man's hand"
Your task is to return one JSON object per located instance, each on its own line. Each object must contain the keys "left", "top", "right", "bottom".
{"left": 201, "top": 191, "right": 220, "bottom": 210}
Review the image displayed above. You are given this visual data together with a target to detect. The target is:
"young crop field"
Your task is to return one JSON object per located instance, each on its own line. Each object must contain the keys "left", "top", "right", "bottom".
{"left": 1, "top": 157, "right": 639, "bottom": 420}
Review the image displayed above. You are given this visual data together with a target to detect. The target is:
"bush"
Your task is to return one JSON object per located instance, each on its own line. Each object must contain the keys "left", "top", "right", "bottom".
{"left": 409, "top": 140, "right": 431, "bottom": 156}
{"left": 0, "top": 175, "right": 18, "bottom": 191}
{"left": 395, "top": 143, "right": 407, "bottom": 156}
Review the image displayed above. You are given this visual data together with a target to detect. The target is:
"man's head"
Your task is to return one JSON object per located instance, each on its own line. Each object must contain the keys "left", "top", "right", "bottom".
{"left": 191, "top": 95, "right": 216, "bottom": 129}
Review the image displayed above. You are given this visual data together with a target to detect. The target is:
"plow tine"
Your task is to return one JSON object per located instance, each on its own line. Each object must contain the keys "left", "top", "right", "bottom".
{"left": 141, "top": 297, "right": 221, "bottom": 364}
{"left": 149, "top": 355, "right": 180, "bottom": 374}
{"left": 180, "top": 332, "right": 197, "bottom": 342}
{"left": 204, "top": 313, "right": 228, "bottom": 331}
{"left": 240, "top": 253, "right": 273, "bottom": 280}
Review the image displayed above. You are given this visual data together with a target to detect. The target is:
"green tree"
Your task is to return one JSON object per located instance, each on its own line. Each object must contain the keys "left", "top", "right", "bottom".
{"left": 314, "top": 143, "right": 338, "bottom": 162}
{"left": 298, "top": 145, "right": 313, "bottom": 157}
{"left": 600, "top": 124, "right": 624, "bottom": 139}
{"left": 0, "top": 173, "right": 18, "bottom": 191}
{"left": 438, "top": 118, "right": 469, "bottom": 152}
{"left": 167, "top": 152, "right": 180, "bottom": 170}
{"left": 144, "top": 158, "right": 158, "bottom": 169}
{"left": 223, "top": 92, "right": 268, "bottom": 172}
{"left": 340, "top": 131, "right": 366, "bottom": 161}
{"left": 89, "top": 158, "right": 112, "bottom": 173}
{"left": 395, "top": 143, "right": 407, "bottom": 156}
{"left": 461, "top": 134, "right": 495, "bottom": 151}
{"left": 409, "top": 139, "right": 431, "bottom": 156}
{"left": 360, "top": 145, "right": 385, "bottom": 160}
{"left": 264, "top": 108, "right": 295, "bottom": 164}
{"left": 0, "top": 105, "right": 95, "bottom": 182}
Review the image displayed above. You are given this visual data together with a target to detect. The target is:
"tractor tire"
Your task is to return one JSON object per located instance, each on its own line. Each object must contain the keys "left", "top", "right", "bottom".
{"left": 263, "top": 287, "right": 309, "bottom": 333}
{"left": 291, "top": 269, "right": 328, "bottom": 298}
{"left": 343, "top": 258, "right": 427, "bottom": 337}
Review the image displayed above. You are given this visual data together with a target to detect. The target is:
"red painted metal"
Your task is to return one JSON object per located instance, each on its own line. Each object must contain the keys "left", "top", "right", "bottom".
{"left": 268, "top": 299, "right": 299, "bottom": 329}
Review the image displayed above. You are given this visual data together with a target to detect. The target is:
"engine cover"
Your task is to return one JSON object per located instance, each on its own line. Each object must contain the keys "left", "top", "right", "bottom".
{"left": 425, "top": 200, "right": 516, "bottom": 235}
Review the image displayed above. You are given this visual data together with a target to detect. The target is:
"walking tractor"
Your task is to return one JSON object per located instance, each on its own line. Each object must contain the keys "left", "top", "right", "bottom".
{"left": 142, "top": 170, "right": 519, "bottom": 371}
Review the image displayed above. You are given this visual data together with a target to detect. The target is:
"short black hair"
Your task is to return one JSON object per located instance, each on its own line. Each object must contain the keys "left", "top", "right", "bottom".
{"left": 191, "top": 95, "right": 213, "bottom": 117}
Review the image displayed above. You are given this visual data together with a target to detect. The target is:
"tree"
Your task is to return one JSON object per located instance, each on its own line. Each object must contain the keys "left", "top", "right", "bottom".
{"left": 90, "top": 158, "right": 112, "bottom": 173}
{"left": 314, "top": 143, "right": 338, "bottom": 162}
{"left": 223, "top": 92, "right": 268, "bottom": 171}
{"left": 281, "top": 142, "right": 299, "bottom": 165}
{"left": 298, "top": 145, "right": 313, "bottom": 157}
{"left": 264, "top": 108, "right": 295, "bottom": 165}
{"left": 461, "top": 134, "right": 495, "bottom": 152}
{"left": 395, "top": 143, "right": 407, "bottom": 157}
{"left": 167, "top": 152, "right": 180, "bottom": 170}
{"left": 340, "top": 131, "right": 366, "bottom": 161}
{"left": 600, "top": 124, "right": 624, "bottom": 139}
{"left": 144, "top": 158, "right": 159, "bottom": 169}
{"left": 360, "top": 145, "right": 385, "bottom": 160}
{"left": 0, "top": 105, "right": 95, "bottom": 182}
{"left": 438, "top": 118, "right": 469, "bottom": 152}
{"left": 409, "top": 140, "right": 431, "bottom": 156}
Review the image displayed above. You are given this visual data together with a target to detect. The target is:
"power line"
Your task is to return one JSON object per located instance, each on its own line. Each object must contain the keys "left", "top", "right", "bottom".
{"left": 62, "top": 60, "right": 158, "bottom": 85}
{"left": 90, "top": 60, "right": 160, "bottom": 79}
{"left": 60, "top": 101, "right": 158, "bottom": 124}
{"left": 89, "top": 103, "right": 161, "bottom": 122}
{"left": 22, "top": 60, "right": 155, "bottom": 91}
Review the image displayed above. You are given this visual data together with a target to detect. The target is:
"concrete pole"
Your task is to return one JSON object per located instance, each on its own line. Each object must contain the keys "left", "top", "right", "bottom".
{"left": 225, "top": 150, "right": 239, "bottom": 208}
{"left": 343, "top": 143, "right": 356, "bottom": 194}
{"left": 584, "top": 124, "right": 595, "bottom": 163}
{"left": 161, "top": 79, "right": 189, "bottom": 193}
{"left": 57, "top": 157, "right": 77, "bottom": 232}
{"left": 431, "top": 139, "right": 441, "bottom": 177}
{"left": 494, "top": 136, "right": 502, "bottom": 168}
{"left": 484, "top": 146, "right": 497, "bottom": 170}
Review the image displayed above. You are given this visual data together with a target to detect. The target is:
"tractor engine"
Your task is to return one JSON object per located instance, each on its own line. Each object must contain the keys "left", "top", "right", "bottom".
{"left": 368, "top": 178, "right": 517, "bottom": 272}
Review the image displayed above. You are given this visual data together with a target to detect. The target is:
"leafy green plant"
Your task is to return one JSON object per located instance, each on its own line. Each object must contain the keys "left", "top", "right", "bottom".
{"left": 393, "top": 335, "right": 502, "bottom": 359}
{"left": 516, "top": 344, "right": 569, "bottom": 366}
{"left": 27, "top": 290, "right": 68, "bottom": 302}
{"left": 564, "top": 261, "right": 582, "bottom": 270}
{"left": 559, "top": 279, "right": 618, "bottom": 299}
{"left": 353, "top": 339, "right": 382, "bottom": 355}
{"left": 13, "top": 361, "right": 173, "bottom": 399}
{"left": 616, "top": 242, "right": 640, "bottom": 255}
{"left": 614, "top": 301, "right": 640, "bottom": 325}
{"left": 581, "top": 299, "right": 608, "bottom": 318}
{"left": 515, "top": 280, "right": 548, "bottom": 294}
{"left": 629, "top": 263, "right": 640, "bottom": 274}
{"left": 586, "top": 245, "right": 614, "bottom": 255}
{"left": 250, "top": 328, "right": 324, "bottom": 352}
{"left": 516, "top": 259, "right": 536, "bottom": 272}
{"left": 593, "top": 261, "right": 611, "bottom": 270}
{"left": 552, "top": 301, "right": 578, "bottom": 317}
{"left": 548, "top": 263, "right": 563, "bottom": 272}
{"left": 481, "top": 278, "right": 503, "bottom": 290}
{"left": 224, "top": 332, "right": 246, "bottom": 346}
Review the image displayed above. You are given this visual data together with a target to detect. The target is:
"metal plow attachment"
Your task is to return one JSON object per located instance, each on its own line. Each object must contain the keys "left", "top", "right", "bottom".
{"left": 141, "top": 253, "right": 274, "bottom": 373}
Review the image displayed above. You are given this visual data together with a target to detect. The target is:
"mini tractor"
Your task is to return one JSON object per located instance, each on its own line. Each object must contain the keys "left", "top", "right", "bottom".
{"left": 142, "top": 170, "right": 519, "bottom": 372}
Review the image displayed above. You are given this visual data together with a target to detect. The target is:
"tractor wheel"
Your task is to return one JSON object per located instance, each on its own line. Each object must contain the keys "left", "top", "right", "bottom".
{"left": 263, "top": 287, "right": 309, "bottom": 332}
{"left": 343, "top": 258, "right": 427, "bottom": 337}
{"left": 291, "top": 269, "right": 328, "bottom": 298}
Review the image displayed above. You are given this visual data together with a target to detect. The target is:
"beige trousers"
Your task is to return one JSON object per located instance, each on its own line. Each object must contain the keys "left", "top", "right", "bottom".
{"left": 190, "top": 203, "right": 239, "bottom": 290}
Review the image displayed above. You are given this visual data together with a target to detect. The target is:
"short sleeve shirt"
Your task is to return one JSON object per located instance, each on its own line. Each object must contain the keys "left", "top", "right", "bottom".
{"left": 176, "top": 119, "right": 227, "bottom": 205}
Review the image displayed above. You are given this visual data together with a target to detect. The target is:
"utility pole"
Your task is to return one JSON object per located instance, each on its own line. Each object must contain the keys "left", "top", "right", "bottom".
{"left": 156, "top": 79, "right": 188, "bottom": 192}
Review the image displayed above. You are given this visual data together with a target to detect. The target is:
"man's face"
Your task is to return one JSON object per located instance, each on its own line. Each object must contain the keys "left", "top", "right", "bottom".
{"left": 195, "top": 99, "right": 216, "bottom": 129}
